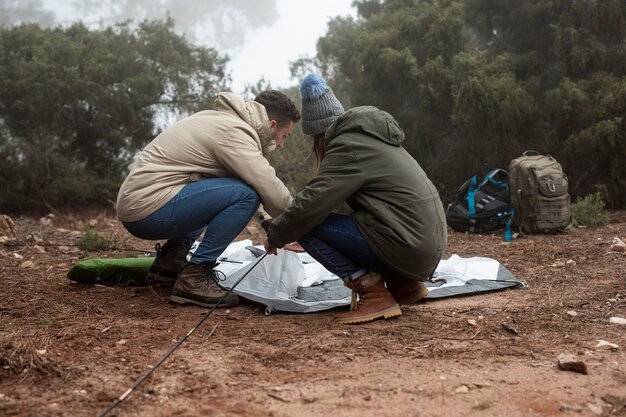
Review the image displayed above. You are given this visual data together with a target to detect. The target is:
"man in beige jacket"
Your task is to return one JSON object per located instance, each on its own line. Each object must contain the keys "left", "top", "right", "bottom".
{"left": 117, "top": 90, "right": 300, "bottom": 308}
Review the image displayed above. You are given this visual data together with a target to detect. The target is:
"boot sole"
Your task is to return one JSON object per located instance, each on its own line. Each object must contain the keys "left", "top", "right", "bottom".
{"left": 398, "top": 287, "right": 429, "bottom": 305}
{"left": 170, "top": 294, "right": 239, "bottom": 308}
{"left": 334, "top": 304, "right": 402, "bottom": 325}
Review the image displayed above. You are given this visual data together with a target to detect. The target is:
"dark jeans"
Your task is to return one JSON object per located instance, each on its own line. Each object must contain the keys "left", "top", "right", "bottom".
{"left": 298, "top": 213, "right": 393, "bottom": 279}
{"left": 123, "top": 178, "right": 260, "bottom": 264}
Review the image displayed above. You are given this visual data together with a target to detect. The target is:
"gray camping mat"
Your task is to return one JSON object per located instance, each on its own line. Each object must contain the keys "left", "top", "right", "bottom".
{"left": 215, "top": 241, "right": 526, "bottom": 314}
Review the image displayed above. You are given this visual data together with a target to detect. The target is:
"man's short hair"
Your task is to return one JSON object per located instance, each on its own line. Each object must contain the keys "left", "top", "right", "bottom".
{"left": 254, "top": 90, "right": 301, "bottom": 126}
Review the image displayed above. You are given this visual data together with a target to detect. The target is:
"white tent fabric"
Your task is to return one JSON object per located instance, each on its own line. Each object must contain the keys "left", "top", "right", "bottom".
{"left": 213, "top": 240, "right": 526, "bottom": 314}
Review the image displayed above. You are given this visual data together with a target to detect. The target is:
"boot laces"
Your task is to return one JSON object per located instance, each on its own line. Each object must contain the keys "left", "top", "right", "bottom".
{"left": 350, "top": 290, "right": 366, "bottom": 310}
{"left": 201, "top": 265, "right": 227, "bottom": 285}
{"left": 154, "top": 242, "right": 165, "bottom": 255}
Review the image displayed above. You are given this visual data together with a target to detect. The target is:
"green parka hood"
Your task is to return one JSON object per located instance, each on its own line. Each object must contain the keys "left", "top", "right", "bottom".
{"left": 325, "top": 105, "right": 405, "bottom": 147}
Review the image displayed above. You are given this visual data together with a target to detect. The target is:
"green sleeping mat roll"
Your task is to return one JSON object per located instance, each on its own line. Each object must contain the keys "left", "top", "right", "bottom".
{"left": 67, "top": 257, "right": 155, "bottom": 285}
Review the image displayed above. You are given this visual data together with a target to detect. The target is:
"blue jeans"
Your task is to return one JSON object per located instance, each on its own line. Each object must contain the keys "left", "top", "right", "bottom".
{"left": 123, "top": 178, "right": 260, "bottom": 264}
{"left": 298, "top": 213, "right": 393, "bottom": 279}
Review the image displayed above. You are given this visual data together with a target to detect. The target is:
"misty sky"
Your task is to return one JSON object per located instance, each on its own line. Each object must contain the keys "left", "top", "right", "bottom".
{"left": 2, "top": 0, "right": 356, "bottom": 92}
{"left": 227, "top": 0, "right": 356, "bottom": 92}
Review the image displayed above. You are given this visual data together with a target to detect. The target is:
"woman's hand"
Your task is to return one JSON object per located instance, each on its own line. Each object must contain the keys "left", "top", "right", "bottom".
{"left": 283, "top": 242, "right": 305, "bottom": 253}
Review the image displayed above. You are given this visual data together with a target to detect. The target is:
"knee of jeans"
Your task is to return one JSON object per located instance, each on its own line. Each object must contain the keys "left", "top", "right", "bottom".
{"left": 240, "top": 186, "right": 261, "bottom": 208}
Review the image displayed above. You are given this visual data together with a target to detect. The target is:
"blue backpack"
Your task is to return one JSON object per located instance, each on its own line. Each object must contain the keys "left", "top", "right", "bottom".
{"left": 446, "top": 168, "right": 515, "bottom": 241}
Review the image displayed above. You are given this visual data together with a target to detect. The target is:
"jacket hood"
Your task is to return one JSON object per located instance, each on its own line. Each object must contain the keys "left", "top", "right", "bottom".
{"left": 213, "top": 92, "right": 276, "bottom": 155}
{"left": 325, "top": 106, "right": 404, "bottom": 146}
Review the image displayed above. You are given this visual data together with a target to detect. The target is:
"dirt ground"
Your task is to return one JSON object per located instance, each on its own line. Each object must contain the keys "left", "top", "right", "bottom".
{"left": 1, "top": 209, "right": 625, "bottom": 417}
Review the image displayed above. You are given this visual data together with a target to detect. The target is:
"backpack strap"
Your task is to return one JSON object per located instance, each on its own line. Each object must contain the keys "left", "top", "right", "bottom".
{"left": 504, "top": 208, "right": 515, "bottom": 242}
{"left": 467, "top": 175, "right": 478, "bottom": 218}
{"left": 481, "top": 168, "right": 509, "bottom": 190}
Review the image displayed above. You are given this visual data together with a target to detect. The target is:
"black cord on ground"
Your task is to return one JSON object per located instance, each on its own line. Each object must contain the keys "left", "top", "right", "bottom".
{"left": 97, "top": 252, "right": 269, "bottom": 417}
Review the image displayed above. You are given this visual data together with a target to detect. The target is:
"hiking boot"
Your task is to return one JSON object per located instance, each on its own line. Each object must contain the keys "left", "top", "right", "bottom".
{"left": 334, "top": 272, "right": 401, "bottom": 325}
{"left": 146, "top": 241, "right": 189, "bottom": 285}
{"left": 170, "top": 263, "right": 239, "bottom": 308}
{"left": 383, "top": 274, "right": 429, "bottom": 305}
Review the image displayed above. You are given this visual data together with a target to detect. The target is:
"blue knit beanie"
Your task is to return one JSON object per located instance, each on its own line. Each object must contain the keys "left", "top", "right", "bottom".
{"left": 299, "top": 74, "right": 345, "bottom": 136}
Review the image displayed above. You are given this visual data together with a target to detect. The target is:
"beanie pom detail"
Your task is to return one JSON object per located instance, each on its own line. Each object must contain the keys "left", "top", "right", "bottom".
{"left": 300, "top": 74, "right": 328, "bottom": 100}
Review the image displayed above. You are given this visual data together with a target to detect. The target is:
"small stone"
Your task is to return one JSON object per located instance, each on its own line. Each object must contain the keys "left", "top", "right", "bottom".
{"left": 566, "top": 259, "right": 576, "bottom": 266}
{"left": 609, "top": 317, "right": 626, "bottom": 326}
{"left": 116, "top": 339, "right": 127, "bottom": 345}
{"left": 27, "top": 233, "right": 43, "bottom": 244}
{"left": 596, "top": 340, "right": 619, "bottom": 351}
{"left": 468, "top": 319, "right": 477, "bottom": 326}
{"left": 560, "top": 403, "right": 583, "bottom": 412}
{"left": 12, "top": 253, "right": 23, "bottom": 259}
{"left": 57, "top": 246, "right": 71, "bottom": 254}
{"left": 0, "top": 215, "right": 16, "bottom": 238}
{"left": 20, "top": 260, "right": 35, "bottom": 269}
{"left": 36, "top": 349, "right": 47, "bottom": 356}
{"left": 56, "top": 228, "right": 68, "bottom": 233}
{"left": 88, "top": 219, "right": 98, "bottom": 227}
{"left": 0, "top": 236, "right": 15, "bottom": 244}
{"left": 557, "top": 353, "right": 588, "bottom": 374}
{"left": 610, "top": 237, "right": 625, "bottom": 252}
{"left": 551, "top": 261, "right": 566, "bottom": 268}
{"left": 502, "top": 322, "right": 520, "bottom": 335}
{"left": 587, "top": 401, "right": 605, "bottom": 415}
{"left": 454, "top": 385, "right": 470, "bottom": 394}
{"left": 33, "top": 245, "right": 46, "bottom": 253}
{"left": 566, "top": 310, "right": 578, "bottom": 317}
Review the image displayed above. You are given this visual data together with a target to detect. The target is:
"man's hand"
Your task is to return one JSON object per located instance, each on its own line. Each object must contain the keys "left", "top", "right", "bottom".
{"left": 263, "top": 239, "right": 277, "bottom": 255}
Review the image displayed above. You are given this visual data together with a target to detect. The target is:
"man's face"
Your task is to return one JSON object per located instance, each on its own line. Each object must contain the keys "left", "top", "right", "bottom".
{"left": 270, "top": 120, "right": 295, "bottom": 150}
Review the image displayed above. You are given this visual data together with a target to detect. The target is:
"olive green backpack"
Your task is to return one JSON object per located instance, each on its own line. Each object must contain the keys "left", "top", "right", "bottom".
{"left": 508, "top": 151, "right": 571, "bottom": 234}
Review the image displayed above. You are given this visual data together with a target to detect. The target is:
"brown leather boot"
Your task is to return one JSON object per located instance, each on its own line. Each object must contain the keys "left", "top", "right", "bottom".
{"left": 170, "top": 263, "right": 239, "bottom": 308}
{"left": 147, "top": 241, "right": 189, "bottom": 285}
{"left": 383, "top": 274, "right": 429, "bottom": 305}
{"left": 334, "top": 272, "right": 401, "bottom": 325}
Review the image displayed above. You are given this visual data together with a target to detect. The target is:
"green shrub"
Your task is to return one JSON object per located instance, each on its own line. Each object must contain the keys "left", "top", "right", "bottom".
{"left": 76, "top": 230, "right": 121, "bottom": 252}
{"left": 571, "top": 192, "right": 609, "bottom": 227}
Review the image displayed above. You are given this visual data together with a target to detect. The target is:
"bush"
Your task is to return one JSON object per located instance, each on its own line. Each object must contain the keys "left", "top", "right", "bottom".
{"left": 76, "top": 230, "right": 121, "bottom": 252}
{"left": 571, "top": 192, "right": 609, "bottom": 227}
{"left": 0, "top": 20, "right": 229, "bottom": 213}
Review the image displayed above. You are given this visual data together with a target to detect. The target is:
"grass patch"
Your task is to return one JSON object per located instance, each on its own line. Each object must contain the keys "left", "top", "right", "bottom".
{"left": 571, "top": 192, "right": 609, "bottom": 227}
{"left": 76, "top": 230, "right": 121, "bottom": 252}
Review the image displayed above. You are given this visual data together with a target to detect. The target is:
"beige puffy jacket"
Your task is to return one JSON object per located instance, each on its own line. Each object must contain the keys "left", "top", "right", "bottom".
{"left": 116, "top": 92, "right": 292, "bottom": 222}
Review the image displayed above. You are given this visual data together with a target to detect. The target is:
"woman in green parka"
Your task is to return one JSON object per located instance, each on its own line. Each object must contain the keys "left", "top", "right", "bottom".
{"left": 265, "top": 74, "right": 447, "bottom": 324}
